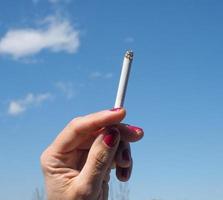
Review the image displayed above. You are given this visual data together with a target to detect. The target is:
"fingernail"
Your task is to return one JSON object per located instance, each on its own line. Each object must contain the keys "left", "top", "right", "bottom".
{"left": 121, "top": 168, "right": 129, "bottom": 178}
{"left": 110, "top": 108, "right": 122, "bottom": 112}
{"left": 103, "top": 128, "right": 119, "bottom": 147}
{"left": 122, "top": 149, "right": 130, "bottom": 162}
{"left": 126, "top": 125, "right": 143, "bottom": 134}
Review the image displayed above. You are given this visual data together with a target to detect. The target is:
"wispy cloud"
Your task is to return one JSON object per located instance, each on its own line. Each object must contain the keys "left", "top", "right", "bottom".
{"left": 32, "top": 0, "right": 71, "bottom": 5}
{"left": 32, "top": 0, "right": 39, "bottom": 4}
{"left": 124, "top": 36, "right": 135, "bottom": 43}
{"left": 8, "top": 93, "right": 52, "bottom": 116}
{"left": 104, "top": 73, "right": 113, "bottom": 79}
{"left": 49, "top": 0, "right": 71, "bottom": 3}
{"left": 55, "top": 81, "right": 75, "bottom": 100}
{"left": 0, "top": 16, "right": 80, "bottom": 59}
{"left": 89, "top": 72, "right": 113, "bottom": 79}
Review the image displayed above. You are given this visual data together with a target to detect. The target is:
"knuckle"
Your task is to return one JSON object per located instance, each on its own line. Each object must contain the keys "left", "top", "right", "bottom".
{"left": 69, "top": 117, "right": 83, "bottom": 128}
{"left": 94, "top": 150, "right": 109, "bottom": 172}
{"left": 89, "top": 119, "right": 101, "bottom": 130}
{"left": 40, "top": 147, "right": 54, "bottom": 173}
{"left": 75, "top": 183, "right": 93, "bottom": 199}
{"left": 40, "top": 150, "right": 49, "bottom": 172}
{"left": 68, "top": 116, "right": 85, "bottom": 133}
{"left": 104, "top": 173, "right": 110, "bottom": 183}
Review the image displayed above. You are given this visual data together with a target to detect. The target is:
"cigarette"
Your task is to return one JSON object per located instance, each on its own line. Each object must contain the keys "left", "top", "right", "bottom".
{"left": 114, "top": 50, "right": 134, "bottom": 108}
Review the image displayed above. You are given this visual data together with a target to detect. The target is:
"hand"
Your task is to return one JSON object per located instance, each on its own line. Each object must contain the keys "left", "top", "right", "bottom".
{"left": 41, "top": 108, "right": 143, "bottom": 200}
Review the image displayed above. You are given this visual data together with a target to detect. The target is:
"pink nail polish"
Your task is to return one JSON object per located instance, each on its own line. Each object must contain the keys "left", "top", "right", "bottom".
{"left": 126, "top": 125, "right": 143, "bottom": 134}
{"left": 103, "top": 128, "right": 119, "bottom": 147}
{"left": 110, "top": 108, "right": 122, "bottom": 112}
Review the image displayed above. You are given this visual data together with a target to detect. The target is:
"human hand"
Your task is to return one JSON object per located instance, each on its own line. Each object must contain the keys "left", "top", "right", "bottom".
{"left": 41, "top": 108, "right": 143, "bottom": 200}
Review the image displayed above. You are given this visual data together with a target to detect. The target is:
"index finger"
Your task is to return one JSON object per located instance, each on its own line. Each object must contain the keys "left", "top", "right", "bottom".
{"left": 51, "top": 108, "right": 126, "bottom": 153}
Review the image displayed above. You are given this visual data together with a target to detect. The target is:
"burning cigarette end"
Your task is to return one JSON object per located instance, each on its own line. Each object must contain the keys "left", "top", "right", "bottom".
{"left": 114, "top": 50, "right": 134, "bottom": 108}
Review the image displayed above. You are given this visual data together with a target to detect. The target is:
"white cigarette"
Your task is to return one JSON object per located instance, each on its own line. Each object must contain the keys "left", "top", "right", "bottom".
{"left": 114, "top": 50, "right": 134, "bottom": 108}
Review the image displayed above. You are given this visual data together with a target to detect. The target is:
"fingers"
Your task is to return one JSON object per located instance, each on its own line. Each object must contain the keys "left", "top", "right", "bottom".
{"left": 115, "top": 141, "right": 132, "bottom": 182}
{"left": 78, "top": 127, "right": 120, "bottom": 189}
{"left": 115, "top": 124, "right": 144, "bottom": 142}
{"left": 113, "top": 124, "right": 142, "bottom": 181}
{"left": 52, "top": 108, "right": 126, "bottom": 153}
{"left": 115, "top": 141, "right": 131, "bottom": 168}
{"left": 116, "top": 164, "right": 132, "bottom": 182}
{"left": 102, "top": 181, "right": 109, "bottom": 200}
{"left": 77, "top": 123, "right": 144, "bottom": 150}
{"left": 102, "top": 168, "right": 110, "bottom": 200}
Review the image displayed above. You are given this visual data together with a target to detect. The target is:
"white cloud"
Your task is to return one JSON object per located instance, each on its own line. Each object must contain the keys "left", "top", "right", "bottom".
{"left": 89, "top": 72, "right": 113, "bottom": 79}
{"left": 0, "top": 16, "right": 80, "bottom": 59}
{"left": 8, "top": 93, "right": 52, "bottom": 116}
{"left": 8, "top": 102, "right": 25, "bottom": 116}
{"left": 124, "top": 36, "right": 134, "bottom": 43}
{"left": 55, "top": 81, "right": 75, "bottom": 99}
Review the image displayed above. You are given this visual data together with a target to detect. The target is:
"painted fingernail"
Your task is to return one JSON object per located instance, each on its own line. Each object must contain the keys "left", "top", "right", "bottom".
{"left": 122, "top": 149, "right": 130, "bottom": 162}
{"left": 126, "top": 125, "right": 143, "bottom": 134}
{"left": 103, "top": 128, "right": 119, "bottom": 147}
{"left": 110, "top": 108, "right": 122, "bottom": 112}
{"left": 121, "top": 168, "right": 129, "bottom": 178}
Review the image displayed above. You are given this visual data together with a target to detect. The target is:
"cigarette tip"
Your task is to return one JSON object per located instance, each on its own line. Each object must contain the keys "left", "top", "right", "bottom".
{"left": 125, "top": 50, "right": 134, "bottom": 60}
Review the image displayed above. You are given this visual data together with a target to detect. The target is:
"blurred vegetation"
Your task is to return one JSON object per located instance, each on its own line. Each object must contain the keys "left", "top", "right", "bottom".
{"left": 110, "top": 182, "right": 130, "bottom": 200}
{"left": 32, "top": 188, "right": 45, "bottom": 200}
{"left": 32, "top": 183, "right": 161, "bottom": 200}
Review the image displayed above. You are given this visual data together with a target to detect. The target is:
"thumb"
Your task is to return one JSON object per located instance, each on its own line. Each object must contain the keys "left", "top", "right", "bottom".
{"left": 78, "top": 127, "right": 120, "bottom": 188}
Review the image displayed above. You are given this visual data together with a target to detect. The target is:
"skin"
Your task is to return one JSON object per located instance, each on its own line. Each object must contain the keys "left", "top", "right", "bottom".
{"left": 41, "top": 108, "right": 144, "bottom": 200}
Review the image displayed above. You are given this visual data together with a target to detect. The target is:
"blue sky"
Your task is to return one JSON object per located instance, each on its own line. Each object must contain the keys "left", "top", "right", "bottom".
{"left": 0, "top": 0, "right": 223, "bottom": 199}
